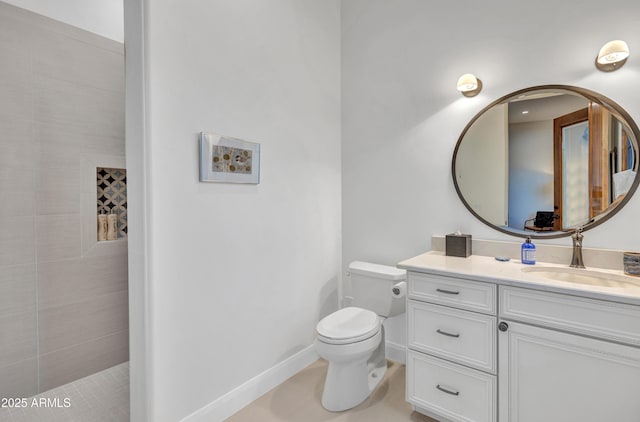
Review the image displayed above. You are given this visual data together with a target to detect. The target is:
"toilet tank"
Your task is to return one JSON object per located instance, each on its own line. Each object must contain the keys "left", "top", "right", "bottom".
{"left": 348, "top": 261, "right": 407, "bottom": 317}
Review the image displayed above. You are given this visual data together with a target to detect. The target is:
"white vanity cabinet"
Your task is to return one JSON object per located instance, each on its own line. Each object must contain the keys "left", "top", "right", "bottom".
{"left": 498, "top": 286, "right": 640, "bottom": 422}
{"left": 404, "top": 263, "right": 640, "bottom": 422}
{"left": 406, "top": 271, "right": 498, "bottom": 422}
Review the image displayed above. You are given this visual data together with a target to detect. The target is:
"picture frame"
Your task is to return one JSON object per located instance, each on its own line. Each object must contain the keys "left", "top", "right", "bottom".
{"left": 199, "top": 132, "right": 260, "bottom": 184}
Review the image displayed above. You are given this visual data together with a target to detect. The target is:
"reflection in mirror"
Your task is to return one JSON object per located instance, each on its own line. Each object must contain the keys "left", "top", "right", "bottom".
{"left": 453, "top": 86, "right": 640, "bottom": 238}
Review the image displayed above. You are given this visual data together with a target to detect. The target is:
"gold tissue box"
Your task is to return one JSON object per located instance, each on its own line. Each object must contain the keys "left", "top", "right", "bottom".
{"left": 446, "top": 233, "right": 472, "bottom": 258}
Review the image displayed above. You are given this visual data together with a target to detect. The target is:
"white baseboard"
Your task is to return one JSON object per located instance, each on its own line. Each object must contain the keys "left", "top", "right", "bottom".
{"left": 386, "top": 341, "right": 406, "bottom": 364}
{"left": 180, "top": 345, "right": 319, "bottom": 422}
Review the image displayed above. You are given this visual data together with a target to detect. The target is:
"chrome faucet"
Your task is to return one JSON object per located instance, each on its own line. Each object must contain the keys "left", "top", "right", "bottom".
{"left": 570, "top": 226, "right": 585, "bottom": 269}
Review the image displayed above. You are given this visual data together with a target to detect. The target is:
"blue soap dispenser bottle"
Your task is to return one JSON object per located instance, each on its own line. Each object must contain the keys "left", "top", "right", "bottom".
{"left": 521, "top": 236, "right": 536, "bottom": 265}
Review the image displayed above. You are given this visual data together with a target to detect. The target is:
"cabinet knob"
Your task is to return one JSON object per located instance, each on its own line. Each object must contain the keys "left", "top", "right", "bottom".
{"left": 498, "top": 321, "right": 509, "bottom": 332}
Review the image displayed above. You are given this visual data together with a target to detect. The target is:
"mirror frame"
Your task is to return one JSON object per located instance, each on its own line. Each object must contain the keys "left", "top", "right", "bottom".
{"left": 452, "top": 84, "right": 640, "bottom": 239}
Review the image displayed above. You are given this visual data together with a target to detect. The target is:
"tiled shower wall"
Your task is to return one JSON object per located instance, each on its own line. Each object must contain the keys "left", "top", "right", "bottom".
{"left": 0, "top": 2, "right": 128, "bottom": 397}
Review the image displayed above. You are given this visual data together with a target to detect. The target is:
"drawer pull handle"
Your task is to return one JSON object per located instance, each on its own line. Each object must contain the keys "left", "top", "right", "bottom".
{"left": 436, "top": 288, "right": 460, "bottom": 295}
{"left": 436, "top": 329, "right": 460, "bottom": 338}
{"left": 436, "top": 384, "right": 460, "bottom": 396}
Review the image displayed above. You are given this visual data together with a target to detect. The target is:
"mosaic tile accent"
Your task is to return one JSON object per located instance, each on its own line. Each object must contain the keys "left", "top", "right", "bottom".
{"left": 97, "top": 168, "right": 127, "bottom": 239}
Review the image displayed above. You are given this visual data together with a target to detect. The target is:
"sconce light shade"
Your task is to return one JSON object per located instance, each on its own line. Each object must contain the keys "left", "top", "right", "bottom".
{"left": 457, "top": 74, "right": 478, "bottom": 92}
{"left": 597, "top": 40, "right": 629, "bottom": 64}
{"left": 457, "top": 73, "right": 482, "bottom": 97}
{"left": 596, "top": 40, "right": 629, "bottom": 71}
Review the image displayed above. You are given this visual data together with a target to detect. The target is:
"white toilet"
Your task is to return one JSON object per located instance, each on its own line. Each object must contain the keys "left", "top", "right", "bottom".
{"left": 314, "top": 261, "right": 407, "bottom": 412}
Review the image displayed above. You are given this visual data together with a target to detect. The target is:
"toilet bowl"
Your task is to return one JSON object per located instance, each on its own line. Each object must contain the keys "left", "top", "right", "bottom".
{"left": 314, "top": 307, "right": 388, "bottom": 412}
{"left": 314, "top": 261, "right": 406, "bottom": 412}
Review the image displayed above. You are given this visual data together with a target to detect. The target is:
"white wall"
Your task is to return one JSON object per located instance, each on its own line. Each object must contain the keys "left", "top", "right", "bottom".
{"left": 508, "top": 120, "right": 555, "bottom": 229}
{"left": 129, "top": 1, "right": 341, "bottom": 421}
{"left": 2, "top": 0, "right": 123, "bottom": 42}
{"left": 123, "top": 0, "right": 148, "bottom": 420}
{"left": 123, "top": 0, "right": 640, "bottom": 419}
{"left": 342, "top": 0, "right": 640, "bottom": 347}
{"left": 456, "top": 104, "right": 508, "bottom": 227}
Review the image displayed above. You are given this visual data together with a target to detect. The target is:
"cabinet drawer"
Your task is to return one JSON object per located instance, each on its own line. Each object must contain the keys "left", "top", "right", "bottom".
{"left": 407, "top": 350, "right": 497, "bottom": 422}
{"left": 500, "top": 286, "right": 640, "bottom": 346}
{"left": 408, "top": 301, "right": 496, "bottom": 373}
{"left": 409, "top": 272, "right": 496, "bottom": 314}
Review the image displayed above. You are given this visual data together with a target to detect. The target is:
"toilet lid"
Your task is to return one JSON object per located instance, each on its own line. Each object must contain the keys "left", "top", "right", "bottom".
{"left": 316, "top": 307, "right": 380, "bottom": 344}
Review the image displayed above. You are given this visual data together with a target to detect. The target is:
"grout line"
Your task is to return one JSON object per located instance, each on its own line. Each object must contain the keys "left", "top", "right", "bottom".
{"left": 33, "top": 109, "right": 41, "bottom": 396}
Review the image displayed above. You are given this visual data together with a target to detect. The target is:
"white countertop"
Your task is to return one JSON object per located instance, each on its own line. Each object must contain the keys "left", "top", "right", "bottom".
{"left": 398, "top": 251, "right": 640, "bottom": 306}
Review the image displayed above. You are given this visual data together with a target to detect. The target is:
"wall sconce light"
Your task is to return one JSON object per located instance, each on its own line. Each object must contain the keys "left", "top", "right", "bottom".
{"left": 596, "top": 40, "right": 629, "bottom": 72}
{"left": 457, "top": 73, "right": 482, "bottom": 97}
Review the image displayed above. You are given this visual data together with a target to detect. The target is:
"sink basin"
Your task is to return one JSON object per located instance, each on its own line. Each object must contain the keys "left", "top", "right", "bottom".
{"left": 521, "top": 266, "right": 640, "bottom": 289}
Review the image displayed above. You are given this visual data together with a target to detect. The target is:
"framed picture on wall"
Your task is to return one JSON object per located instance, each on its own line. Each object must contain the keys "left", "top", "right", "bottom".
{"left": 199, "top": 132, "right": 261, "bottom": 184}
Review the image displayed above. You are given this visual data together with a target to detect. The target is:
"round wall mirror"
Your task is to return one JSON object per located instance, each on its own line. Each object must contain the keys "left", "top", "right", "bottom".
{"left": 452, "top": 85, "right": 640, "bottom": 238}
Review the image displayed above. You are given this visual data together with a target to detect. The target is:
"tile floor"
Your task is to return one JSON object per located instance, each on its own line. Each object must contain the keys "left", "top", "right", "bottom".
{"left": 0, "top": 362, "right": 129, "bottom": 422}
{"left": 227, "top": 359, "right": 437, "bottom": 422}
{"left": 0, "top": 359, "right": 435, "bottom": 422}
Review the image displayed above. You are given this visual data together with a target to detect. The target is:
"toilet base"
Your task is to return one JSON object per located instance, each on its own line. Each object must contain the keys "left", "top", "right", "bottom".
{"left": 319, "top": 327, "right": 388, "bottom": 412}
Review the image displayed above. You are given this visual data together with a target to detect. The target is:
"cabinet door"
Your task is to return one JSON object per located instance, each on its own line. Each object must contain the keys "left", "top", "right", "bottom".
{"left": 499, "top": 320, "right": 640, "bottom": 422}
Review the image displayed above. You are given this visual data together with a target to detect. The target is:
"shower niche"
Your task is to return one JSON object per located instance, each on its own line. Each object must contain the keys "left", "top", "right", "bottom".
{"left": 96, "top": 167, "right": 127, "bottom": 241}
